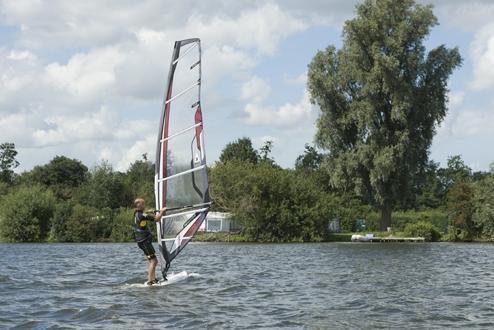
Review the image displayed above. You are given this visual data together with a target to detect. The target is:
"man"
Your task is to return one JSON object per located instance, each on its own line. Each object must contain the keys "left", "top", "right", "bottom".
{"left": 133, "top": 198, "right": 167, "bottom": 285}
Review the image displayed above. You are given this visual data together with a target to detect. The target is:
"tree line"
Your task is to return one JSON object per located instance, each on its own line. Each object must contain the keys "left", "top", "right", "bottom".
{"left": 1, "top": 0, "right": 493, "bottom": 243}
{"left": 1, "top": 139, "right": 493, "bottom": 243}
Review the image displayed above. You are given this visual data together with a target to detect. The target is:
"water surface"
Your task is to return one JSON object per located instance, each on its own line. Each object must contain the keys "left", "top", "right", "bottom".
{"left": 1, "top": 242, "right": 493, "bottom": 329}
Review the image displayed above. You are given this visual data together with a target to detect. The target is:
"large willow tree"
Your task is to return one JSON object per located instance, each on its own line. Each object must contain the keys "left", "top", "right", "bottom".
{"left": 307, "top": 0, "right": 461, "bottom": 230}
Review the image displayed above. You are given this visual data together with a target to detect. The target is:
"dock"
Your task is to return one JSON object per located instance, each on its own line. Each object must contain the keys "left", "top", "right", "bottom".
{"left": 365, "top": 236, "right": 425, "bottom": 242}
{"left": 351, "top": 234, "right": 425, "bottom": 242}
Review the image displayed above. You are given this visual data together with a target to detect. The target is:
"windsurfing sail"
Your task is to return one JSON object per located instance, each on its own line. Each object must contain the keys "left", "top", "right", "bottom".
{"left": 154, "top": 38, "right": 210, "bottom": 279}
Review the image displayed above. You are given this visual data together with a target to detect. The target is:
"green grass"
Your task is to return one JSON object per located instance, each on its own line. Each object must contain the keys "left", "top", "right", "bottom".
{"left": 193, "top": 231, "right": 251, "bottom": 242}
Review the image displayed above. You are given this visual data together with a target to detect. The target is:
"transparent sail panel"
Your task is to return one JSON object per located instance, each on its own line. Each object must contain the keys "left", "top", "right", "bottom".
{"left": 165, "top": 128, "right": 203, "bottom": 177}
{"left": 165, "top": 170, "right": 208, "bottom": 209}
{"left": 162, "top": 211, "right": 199, "bottom": 252}
{"left": 167, "top": 42, "right": 200, "bottom": 136}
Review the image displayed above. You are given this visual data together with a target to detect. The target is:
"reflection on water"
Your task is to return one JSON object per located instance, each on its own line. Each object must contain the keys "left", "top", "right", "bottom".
{"left": 1, "top": 242, "right": 494, "bottom": 329}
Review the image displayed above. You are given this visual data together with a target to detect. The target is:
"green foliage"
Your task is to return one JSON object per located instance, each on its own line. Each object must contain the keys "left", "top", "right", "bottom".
{"left": 259, "top": 140, "right": 274, "bottom": 163}
{"left": 446, "top": 181, "right": 476, "bottom": 241}
{"left": 0, "top": 185, "right": 56, "bottom": 242}
{"left": 194, "top": 231, "right": 250, "bottom": 242}
{"left": 0, "top": 142, "right": 19, "bottom": 184}
{"left": 123, "top": 160, "right": 154, "bottom": 205}
{"left": 307, "top": 0, "right": 462, "bottom": 230}
{"left": 63, "top": 204, "right": 112, "bottom": 242}
{"left": 437, "top": 155, "right": 472, "bottom": 192}
{"left": 403, "top": 221, "right": 441, "bottom": 242}
{"left": 219, "top": 137, "right": 259, "bottom": 164}
{"left": 48, "top": 201, "right": 74, "bottom": 242}
{"left": 76, "top": 161, "right": 126, "bottom": 209}
{"left": 29, "top": 156, "right": 88, "bottom": 187}
{"left": 210, "top": 161, "right": 331, "bottom": 242}
{"left": 110, "top": 208, "right": 135, "bottom": 242}
{"left": 390, "top": 209, "right": 448, "bottom": 232}
{"left": 295, "top": 144, "right": 324, "bottom": 172}
{"left": 23, "top": 156, "right": 89, "bottom": 199}
{"left": 472, "top": 176, "right": 494, "bottom": 239}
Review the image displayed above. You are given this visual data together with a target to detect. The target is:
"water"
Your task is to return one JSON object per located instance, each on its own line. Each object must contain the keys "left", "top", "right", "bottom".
{"left": 1, "top": 242, "right": 494, "bottom": 329}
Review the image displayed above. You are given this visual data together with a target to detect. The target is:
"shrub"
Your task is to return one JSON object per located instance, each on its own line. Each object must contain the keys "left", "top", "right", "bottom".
{"left": 111, "top": 208, "right": 135, "bottom": 242}
{"left": 0, "top": 185, "right": 56, "bottom": 242}
{"left": 403, "top": 221, "right": 441, "bottom": 242}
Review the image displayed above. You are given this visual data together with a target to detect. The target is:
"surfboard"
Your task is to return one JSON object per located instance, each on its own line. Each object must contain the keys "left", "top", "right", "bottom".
{"left": 124, "top": 271, "right": 196, "bottom": 288}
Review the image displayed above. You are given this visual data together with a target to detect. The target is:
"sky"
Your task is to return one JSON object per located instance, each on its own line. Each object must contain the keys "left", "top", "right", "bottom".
{"left": 0, "top": 0, "right": 493, "bottom": 172}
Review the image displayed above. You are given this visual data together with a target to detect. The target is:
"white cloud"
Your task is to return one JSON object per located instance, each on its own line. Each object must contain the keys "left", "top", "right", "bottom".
{"left": 470, "top": 23, "right": 494, "bottom": 90}
{"left": 115, "top": 135, "right": 155, "bottom": 171}
{"left": 284, "top": 71, "right": 307, "bottom": 85}
{"left": 7, "top": 50, "right": 36, "bottom": 61}
{"left": 44, "top": 46, "right": 125, "bottom": 102}
{"left": 241, "top": 76, "right": 271, "bottom": 103}
{"left": 243, "top": 89, "right": 313, "bottom": 128}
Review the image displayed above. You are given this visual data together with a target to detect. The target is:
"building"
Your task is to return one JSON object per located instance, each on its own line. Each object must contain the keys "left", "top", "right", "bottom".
{"left": 200, "top": 212, "right": 241, "bottom": 232}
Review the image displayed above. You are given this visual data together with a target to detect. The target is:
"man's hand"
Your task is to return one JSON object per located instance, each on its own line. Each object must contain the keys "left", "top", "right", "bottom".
{"left": 155, "top": 207, "right": 167, "bottom": 222}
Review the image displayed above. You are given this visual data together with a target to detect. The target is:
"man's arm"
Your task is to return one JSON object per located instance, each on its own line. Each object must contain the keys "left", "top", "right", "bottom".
{"left": 154, "top": 207, "right": 167, "bottom": 222}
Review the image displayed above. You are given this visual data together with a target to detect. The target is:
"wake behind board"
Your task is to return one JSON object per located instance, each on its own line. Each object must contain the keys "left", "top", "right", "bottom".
{"left": 125, "top": 271, "right": 195, "bottom": 288}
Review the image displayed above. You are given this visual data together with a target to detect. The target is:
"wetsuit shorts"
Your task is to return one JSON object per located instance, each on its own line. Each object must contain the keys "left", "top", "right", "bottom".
{"left": 137, "top": 236, "right": 156, "bottom": 260}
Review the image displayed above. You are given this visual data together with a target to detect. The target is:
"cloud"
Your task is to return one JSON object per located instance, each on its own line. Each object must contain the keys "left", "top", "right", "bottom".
{"left": 470, "top": 24, "right": 494, "bottom": 90}
{"left": 241, "top": 76, "right": 314, "bottom": 128}
{"left": 241, "top": 76, "right": 271, "bottom": 103}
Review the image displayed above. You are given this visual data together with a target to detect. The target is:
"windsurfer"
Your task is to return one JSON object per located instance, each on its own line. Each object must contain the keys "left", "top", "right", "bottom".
{"left": 133, "top": 198, "right": 167, "bottom": 285}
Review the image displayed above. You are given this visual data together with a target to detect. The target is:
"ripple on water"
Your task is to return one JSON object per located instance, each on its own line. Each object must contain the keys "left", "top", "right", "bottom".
{"left": 1, "top": 242, "right": 494, "bottom": 328}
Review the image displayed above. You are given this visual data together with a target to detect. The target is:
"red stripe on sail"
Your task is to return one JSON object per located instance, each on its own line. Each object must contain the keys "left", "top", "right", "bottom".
{"left": 194, "top": 106, "right": 203, "bottom": 150}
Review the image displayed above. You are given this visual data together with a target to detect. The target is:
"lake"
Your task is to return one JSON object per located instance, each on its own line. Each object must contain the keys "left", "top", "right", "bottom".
{"left": 0, "top": 242, "right": 493, "bottom": 329}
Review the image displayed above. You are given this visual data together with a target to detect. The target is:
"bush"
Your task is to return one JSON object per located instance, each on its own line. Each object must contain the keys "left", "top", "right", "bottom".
{"left": 472, "top": 176, "right": 494, "bottom": 239}
{"left": 0, "top": 185, "right": 56, "bottom": 242}
{"left": 391, "top": 209, "right": 449, "bottom": 232}
{"left": 64, "top": 204, "right": 112, "bottom": 242}
{"left": 446, "top": 181, "right": 476, "bottom": 241}
{"left": 403, "top": 221, "right": 441, "bottom": 242}
{"left": 111, "top": 208, "right": 135, "bottom": 242}
{"left": 48, "top": 201, "right": 74, "bottom": 242}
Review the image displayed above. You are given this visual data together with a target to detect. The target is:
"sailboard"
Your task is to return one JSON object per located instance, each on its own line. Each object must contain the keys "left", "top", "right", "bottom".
{"left": 154, "top": 38, "right": 210, "bottom": 280}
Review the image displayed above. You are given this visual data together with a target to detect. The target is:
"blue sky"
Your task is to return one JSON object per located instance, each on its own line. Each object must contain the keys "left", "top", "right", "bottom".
{"left": 0, "top": 0, "right": 493, "bottom": 172}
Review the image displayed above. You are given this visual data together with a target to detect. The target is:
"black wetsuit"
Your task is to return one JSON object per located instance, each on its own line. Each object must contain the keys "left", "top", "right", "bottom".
{"left": 133, "top": 210, "right": 156, "bottom": 260}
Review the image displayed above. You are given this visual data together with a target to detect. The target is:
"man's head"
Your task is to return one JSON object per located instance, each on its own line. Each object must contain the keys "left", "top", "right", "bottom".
{"left": 134, "top": 198, "right": 145, "bottom": 211}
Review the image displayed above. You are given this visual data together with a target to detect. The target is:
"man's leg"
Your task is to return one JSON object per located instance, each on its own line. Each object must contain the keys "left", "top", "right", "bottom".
{"left": 148, "top": 257, "right": 157, "bottom": 282}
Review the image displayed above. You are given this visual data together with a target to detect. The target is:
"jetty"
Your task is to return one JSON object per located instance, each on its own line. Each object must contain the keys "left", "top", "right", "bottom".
{"left": 351, "top": 234, "right": 425, "bottom": 242}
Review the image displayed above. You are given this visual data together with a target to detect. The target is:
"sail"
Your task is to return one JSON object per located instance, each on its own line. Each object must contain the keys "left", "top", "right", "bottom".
{"left": 154, "top": 38, "right": 210, "bottom": 278}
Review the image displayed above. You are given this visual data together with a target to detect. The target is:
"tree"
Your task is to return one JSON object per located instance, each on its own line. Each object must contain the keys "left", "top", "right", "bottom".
{"left": 219, "top": 137, "right": 259, "bottom": 164}
{"left": 446, "top": 181, "right": 476, "bottom": 241}
{"left": 26, "top": 156, "right": 89, "bottom": 199}
{"left": 30, "top": 156, "right": 88, "bottom": 187}
{"left": 307, "top": 0, "right": 462, "bottom": 230}
{"left": 123, "top": 159, "right": 154, "bottom": 205}
{"left": 64, "top": 204, "right": 111, "bottom": 242}
{"left": 472, "top": 176, "right": 494, "bottom": 239}
{"left": 437, "top": 155, "right": 471, "bottom": 191}
{"left": 110, "top": 208, "right": 135, "bottom": 242}
{"left": 76, "top": 161, "right": 126, "bottom": 209}
{"left": 49, "top": 201, "right": 74, "bottom": 242}
{"left": 0, "top": 185, "right": 56, "bottom": 242}
{"left": 295, "top": 144, "right": 324, "bottom": 172}
{"left": 0, "top": 142, "right": 19, "bottom": 184}
{"left": 259, "top": 140, "right": 274, "bottom": 163}
{"left": 210, "top": 160, "right": 334, "bottom": 242}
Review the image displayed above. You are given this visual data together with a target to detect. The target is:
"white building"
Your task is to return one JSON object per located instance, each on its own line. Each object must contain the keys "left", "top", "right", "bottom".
{"left": 200, "top": 212, "right": 241, "bottom": 232}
